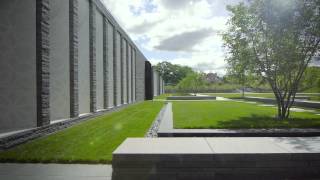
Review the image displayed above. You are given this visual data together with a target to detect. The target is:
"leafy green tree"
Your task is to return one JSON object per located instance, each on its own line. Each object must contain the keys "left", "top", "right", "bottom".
{"left": 154, "top": 61, "right": 194, "bottom": 85}
{"left": 300, "top": 67, "right": 320, "bottom": 92}
{"left": 177, "top": 73, "right": 206, "bottom": 95}
{"left": 223, "top": 0, "right": 320, "bottom": 120}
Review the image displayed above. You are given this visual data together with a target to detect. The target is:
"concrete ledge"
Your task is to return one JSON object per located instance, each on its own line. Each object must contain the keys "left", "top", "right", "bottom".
{"left": 112, "top": 137, "right": 320, "bottom": 179}
{"left": 158, "top": 128, "right": 320, "bottom": 137}
{"left": 166, "top": 96, "right": 216, "bottom": 100}
{"left": 244, "top": 96, "right": 320, "bottom": 109}
{"left": 157, "top": 102, "right": 320, "bottom": 137}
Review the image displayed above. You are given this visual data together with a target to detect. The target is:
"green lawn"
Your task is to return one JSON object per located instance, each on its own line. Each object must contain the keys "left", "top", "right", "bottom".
{"left": 0, "top": 101, "right": 164, "bottom": 164}
{"left": 173, "top": 101, "right": 320, "bottom": 129}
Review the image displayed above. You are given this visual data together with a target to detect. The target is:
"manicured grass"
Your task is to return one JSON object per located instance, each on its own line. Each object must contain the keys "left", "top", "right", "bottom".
{"left": 0, "top": 101, "right": 164, "bottom": 164}
{"left": 173, "top": 101, "right": 320, "bottom": 129}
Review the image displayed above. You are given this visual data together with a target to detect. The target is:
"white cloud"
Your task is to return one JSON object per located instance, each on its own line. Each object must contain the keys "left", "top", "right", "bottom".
{"left": 101, "top": 0, "right": 242, "bottom": 75}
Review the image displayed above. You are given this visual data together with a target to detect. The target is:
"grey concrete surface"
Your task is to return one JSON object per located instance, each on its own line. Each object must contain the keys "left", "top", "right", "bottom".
{"left": 127, "top": 45, "right": 132, "bottom": 103}
{"left": 135, "top": 51, "right": 146, "bottom": 102}
{"left": 96, "top": 11, "right": 104, "bottom": 110}
{"left": 0, "top": 163, "right": 112, "bottom": 180}
{"left": 78, "top": 0, "right": 91, "bottom": 114}
{"left": 132, "top": 49, "right": 136, "bottom": 102}
{"left": 112, "top": 137, "right": 320, "bottom": 180}
{"left": 0, "top": 0, "right": 37, "bottom": 133}
{"left": 106, "top": 21, "right": 114, "bottom": 108}
{"left": 49, "top": 0, "right": 71, "bottom": 121}
{"left": 121, "top": 38, "right": 128, "bottom": 104}
{"left": 114, "top": 31, "right": 121, "bottom": 106}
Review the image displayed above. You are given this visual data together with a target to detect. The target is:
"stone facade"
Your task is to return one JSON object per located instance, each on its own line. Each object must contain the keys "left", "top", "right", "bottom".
{"left": 0, "top": 0, "right": 164, "bottom": 134}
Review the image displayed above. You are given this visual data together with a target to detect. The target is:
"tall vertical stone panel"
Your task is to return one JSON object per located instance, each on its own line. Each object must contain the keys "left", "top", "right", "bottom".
{"left": 95, "top": 11, "right": 104, "bottom": 110}
{"left": 159, "top": 76, "right": 162, "bottom": 95}
{"left": 49, "top": 0, "right": 70, "bottom": 121}
{"left": 121, "top": 38, "right": 128, "bottom": 104}
{"left": 89, "top": 0, "right": 96, "bottom": 112}
{"left": 127, "top": 45, "right": 132, "bottom": 103}
{"left": 36, "top": 0, "right": 50, "bottom": 126}
{"left": 78, "top": 0, "right": 90, "bottom": 114}
{"left": 153, "top": 69, "right": 159, "bottom": 96}
{"left": 0, "top": 0, "right": 37, "bottom": 133}
{"left": 106, "top": 21, "right": 114, "bottom": 108}
{"left": 114, "top": 31, "right": 121, "bottom": 106}
{"left": 69, "top": 0, "right": 79, "bottom": 118}
{"left": 132, "top": 48, "right": 136, "bottom": 102}
{"left": 145, "top": 61, "right": 153, "bottom": 100}
{"left": 135, "top": 51, "right": 145, "bottom": 101}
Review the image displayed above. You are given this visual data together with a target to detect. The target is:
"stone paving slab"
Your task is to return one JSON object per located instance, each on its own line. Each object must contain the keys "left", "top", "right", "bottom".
{"left": 114, "top": 138, "right": 212, "bottom": 154}
{"left": 206, "top": 137, "right": 289, "bottom": 153}
{"left": 0, "top": 163, "right": 112, "bottom": 180}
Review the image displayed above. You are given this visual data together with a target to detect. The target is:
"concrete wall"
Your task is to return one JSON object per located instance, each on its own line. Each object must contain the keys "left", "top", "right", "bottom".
{"left": 127, "top": 45, "right": 132, "bottom": 103}
{"left": 78, "top": 0, "right": 90, "bottom": 115}
{"left": 0, "top": 0, "right": 37, "bottom": 133}
{"left": 106, "top": 21, "right": 114, "bottom": 108}
{"left": 49, "top": 0, "right": 70, "bottom": 121}
{"left": 96, "top": 11, "right": 104, "bottom": 110}
{"left": 132, "top": 49, "right": 136, "bottom": 102}
{"left": 153, "top": 69, "right": 159, "bottom": 96}
{"left": 122, "top": 39, "right": 128, "bottom": 104}
{"left": 136, "top": 51, "right": 146, "bottom": 101}
{"left": 0, "top": 0, "right": 164, "bottom": 133}
{"left": 114, "top": 31, "right": 121, "bottom": 106}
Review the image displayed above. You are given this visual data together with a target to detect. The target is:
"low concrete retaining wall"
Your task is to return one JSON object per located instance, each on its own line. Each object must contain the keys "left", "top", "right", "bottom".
{"left": 112, "top": 137, "right": 320, "bottom": 180}
{"left": 157, "top": 103, "right": 320, "bottom": 137}
{"left": 244, "top": 96, "right": 320, "bottom": 109}
{"left": 166, "top": 96, "right": 216, "bottom": 100}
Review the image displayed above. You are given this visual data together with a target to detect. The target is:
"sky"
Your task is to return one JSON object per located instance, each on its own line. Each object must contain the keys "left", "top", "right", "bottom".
{"left": 102, "top": 0, "right": 242, "bottom": 75}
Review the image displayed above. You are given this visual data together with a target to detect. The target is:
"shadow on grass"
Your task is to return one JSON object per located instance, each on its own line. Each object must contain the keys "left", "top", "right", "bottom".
{"left": 183, "top": 114, "right": 320, "bottom": 129}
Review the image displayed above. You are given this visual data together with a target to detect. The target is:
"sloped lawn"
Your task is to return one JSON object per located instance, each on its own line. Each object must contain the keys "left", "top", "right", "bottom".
{"left": 0, "top": 101, "right": 163, "bottom": 164}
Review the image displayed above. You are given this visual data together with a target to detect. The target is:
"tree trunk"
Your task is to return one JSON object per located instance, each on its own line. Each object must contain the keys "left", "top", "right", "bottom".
{"left": 242, "top": 86, "right": 245, "bottom": 98}
{"left": 274, "top": 91, "right": 296, "bottom": 120}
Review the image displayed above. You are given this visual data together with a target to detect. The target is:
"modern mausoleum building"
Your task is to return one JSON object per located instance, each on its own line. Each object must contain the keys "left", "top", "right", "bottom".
{"left": 0, "top": 0, "right": 164, "bottom": 133}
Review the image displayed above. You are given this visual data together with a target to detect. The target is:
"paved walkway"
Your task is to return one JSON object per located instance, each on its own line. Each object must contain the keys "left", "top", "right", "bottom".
{"left": 0, "top": 163, "right": 112, "bottom": 180}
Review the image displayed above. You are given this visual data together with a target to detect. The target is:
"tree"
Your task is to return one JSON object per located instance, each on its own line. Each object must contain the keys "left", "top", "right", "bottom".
{"left": 154, "top": 61, "right": 194, "bottom": 85}
{"left": 223, "top": 0, "right": 320, "bottom": 120}
{"left": 177, "top": 73, "right": 206, "bottom": 95}
{"left": 300, "top": 66, "right": 320, "bottom": 92}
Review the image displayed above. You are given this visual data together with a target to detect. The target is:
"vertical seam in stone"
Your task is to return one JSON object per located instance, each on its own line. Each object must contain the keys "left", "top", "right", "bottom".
{"left": 69, "top": 0, "right": 79, "bottom": 118}
{"left": 103, "top": 18, "right": 108, "bottom": 109}
{"left": 36, "top": 0, "right": 50, "bottom": 127}
{"left": 89, "top": 0, "right": 96, "bottom": 112}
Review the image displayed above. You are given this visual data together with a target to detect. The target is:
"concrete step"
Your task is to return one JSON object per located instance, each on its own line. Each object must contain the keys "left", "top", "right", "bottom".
{"left": 112, "top": 137, "right": 320, "bottom": 180}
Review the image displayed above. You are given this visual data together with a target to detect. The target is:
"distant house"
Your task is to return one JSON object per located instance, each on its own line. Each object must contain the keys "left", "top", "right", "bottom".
{"left": 205, "top": 73, "right": 222, "bottom": 84}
